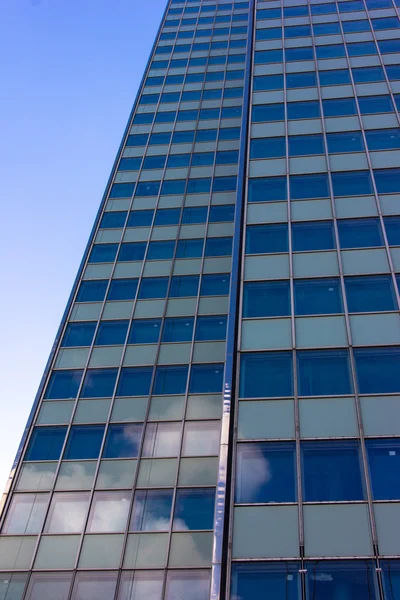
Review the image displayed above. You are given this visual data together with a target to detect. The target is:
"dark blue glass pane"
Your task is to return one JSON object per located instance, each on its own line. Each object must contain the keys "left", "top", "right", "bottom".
{"left": 367, "top": 439, "right": 400, "bottom": 500}
{"left": 103, "top": 424, "right": 143, "bottom": 458}
{"left": 135, "top": 182, "right": 161, "bottom": 197}
{"left": 366, "top": 129, "right": 400, "bottom": 150}
{"left": 231, "top": 563, "right": 300, "bottom": 600}
{"left": 99, "top": 211, "right": 127, "bottom": 228}
{"left": 289, "top": 134, "right": 324, "bottom": 156}
{"left": 138, "top": 278, "right": 169, "bottom": 299}
{"left": 155, "top": 111, "right": 176, "bottom": 123}
{"left": 286, "top": 72, "right": 316, "bottom": 89}
{"left": 76, "top": 280, "right": 108, "bottom": 302}
{"left": 205, "top": 237, "right": 233, "bottom": 257}
{"left": 290, "top": 174, "right": 329, "bottom": 200}
{"left": 352, "top": 66, "right": 384, "bottom": 82}
{"left": 379, "top": 39, "right": 400, "bottom": 53}
{"left": 323, "top": 98, "right": 357, "bottom": 117}
{"left": 173, "top": 488, "right": 215, "bottom": 530}
{"left": 384, "top": 216, "right": 400, "bottom": 245}
{"left": 110, "top": 183, "right": 135, "bottom": 199}
{"left": 374, "top": 168, "right": 400, "bottom": 194}
{"left": 382, "top": 561, "right": 400, "bottom": 600}
{"left": 373, "top": 16, "right": 400, "bottom": 30}
{"left": 201, "top": 274, "right": 230, "bottom": 296}
{"left": 169, "top": 275, "right": 199, "bottom": 297}
{"left": 327, "top": 131, "right": 364, "bottom": 153}
{"left": 311, "top": 2, "right": 335, "bottom": 13}
{"left": 355, "top": 347, "right": 400, "bottom": 394}
{"left": 61, "top": 323, "right": 96, "bottom": 347}
{"left": 195, "top": 316, "right": 227, "bottom": 341}
{"left": 319, "top": 69, "right": 350, "bottom": 85}
{"left": 95, "top": 321, "right": 129, "bottom": 346}
{"left": 162, "top": 317, "right": 194, "bottom": 342}
{"left": 107, "top": 279, "right": 138, "bottom": 301}
{"left": 212, "top": 176, "right": 237, "bottom": 193}
{"left": 187, "top": 178, "right": 212, "bottom": 194}
{"left": 25, "top": 427, "right": 67, "bottom": 461}
{"left": 209, "top": 204, "right": 235, "bottom": 222}
{"left": 44, "top": 370, "right": 83, "bottom": 399}
{"left": 182, "top": 206, "right": 208, "bottom": 224}
{"left": 161, "top": 180, "right": 186, "bottom": 195}
{"left": 252, "top": 103, "right": 285, "bottom": 122}
{"left": 195, "top": 129, "right": 217, "bottom": 142}
{"left": 118, "top": 157, "right": 142, "bottom": 170}
{"left": 240, "top": 352, "right": 293, "bottom": 398}
{"left": 331, "top": 171, "right": 373, "bottom": 197}
{"left": 129, "top": 319, "right": 161, "bottom": 344}
{"left": 219, "top": 127, "right": 241, "bottom": 141}
{"left": 348, "top": 43, "right": 378, "bottom": 58}
{"left": 236, "top": 442, "right": 297, "bottom": 503}
{"left": 294, "top": 278, "right": 343, "bottom": 315}
{"left": 189, "top": 364, "right": 224, "bottom": 393}
{"left": 292, "top": 221, "right": 335, "bottom": 251}
{"left": 248, "top": 176, "right": 287, "bottom": 202}
{"left": 253, "top": 74, "right": 284, "bottom": 91}
{"left": 358, "top": 95, "right": 394, "bottom": 115}
{"left": 285, "top": 24, "right": 311, "bottom": 38}
{"left": 256, "top": 28, "right": 282, "bottom": 41}
{"left": 117, "top": 367, "right": 153, "bottom": 396}
{"left": 286, "top": 46, "right": 314, "bottom": 61}
{"left": 126, "top": 134, "right": 149, "bottom": 147}
{"left": 255, "top": 49, "right": 283, "bottom": 64}
{"left": 142, "top": 155, "right": 167, "bottom": 170}
{"left": 246, "top": 224, "right": 288, "bottom": 254}
{"left": 287, "top": 100, "right": 320, "bottom": 120}
{"left": 127, "top": 210, "right": 154, "bottom": 227}
{"left": 191, "top": 152, "right": 214, "bottom": 167}
{"left": 338, "top": 218, "right": 383, "bottom": 248}
{"left": 167, "top": 154, "right": 190, "bottom": 168}
{"left": 64, "top": 426, "right": 105, "bottom": 460}
{"left": 297, "top": 350, "right": 352, "bottom": 396}
{"left": 243, "top": 281, "right": 290, "bottom": 318}
{"left": 153, "top": 366, "right": 189, "bottom": 395}
{"left": 147, "top": 241, "right": 175, "bottom": 260}
{"left": 313, "top": 22, "right": 341, "bottom": 34}
{"left": 176, "top": 239, "right": 204, "bottom": 258}
{"left": 316, "top": 43, "right": 345, "bottom": 59}
{"left": 306, "top": 561, "right": 378, "bottom": 600}
{"left": 118, "top": 243, "right": 146, "bottom": 262}
{"left": 343, "top": 19, "right": 370, "bottom": 33}
{"left": 250, "top": 137, "right": 285, "bottom": 159}
{"left": 345, "top": 275, "right": 397, "bottom": 312}
{"left": 80, "top": 368, "right": 118, "bottom": 398}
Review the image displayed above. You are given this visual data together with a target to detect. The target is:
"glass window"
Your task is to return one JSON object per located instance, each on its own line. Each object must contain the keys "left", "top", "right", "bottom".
{"left": 200, "top": 273, "right": 230, "bottom": 296}
{"left": 253, "top": 74, "right": 284, "bottom": 91}
{"left": 165, "top": 571, "right": 210, "bottom": 600}
{"left": 327, "top": 131, "right": 364, "bottom": 153}
{"left": 189, "top": 364, "right": 224, "bottom": 393}
{"left": 162, "top": 317, "right": 194, "bottom": 343}
{"left": 302, "top": 441, "right": 364, "bottom": 501}
{"left": 219, "top": 127, "right": 241, "bottom": 141}
{"left": 88, "top": 244, "right": 118, "bottom": 264}
{"left": 355, "top": 347, "right": 400, "bottom": 394}
{"left": 316, "top": 44, "right": 345, "bottom": 59}
{"left": 191, "top": 152, "right": 214, "bottom": 167}
{"left": 182, "top": 206, "right": 208, "bottom": 224}
{"left": 306, "top": 561, "right": 378, "bottom": 600}
{"left": 173, "top": 488, "right": 215, "bottom": 530}
{"left": 252, "top": 103, "right": 285, "bottom": 123}
{"left": 256, "top": 28, "right": 282, "bottom": 41}
{"left": 338, "top": 218, "right": 383, "bottom": 248}
{"left": 117, "top": 367, "right": 153, "bottom": 397}
{"left": 187, "top": 178, "right": 212, "bottom": 194}
{"left": 95, "top": 321, "right": 129, "bottom": 346}
{"left": 240, "top": 352, "right": 293, "bottom": 398}
{"left": 2, "top": 493, "right": 48, "bottom": 534}
{"left": 161, "top": 180, "right": 186, "bottom": 196}
{"left": 25, "top": 426, "right": 67, "bottom": 461}
{"left": 128, "top": 319, "right": 162, "bottom": 344}
{"left": 250, "top": 137, "right": 285, "bottom": 159}
{"left": 385, "top": 216, "right": 400, "bottom": 245}
{"left": 311, "top": 2, "right": 336, "bottom": 13}
{"left": 287, "top": 100, "right": 320, "bottom": 120}
{"left": 294, "top": 278, "right": 343, "bottom": 315}
{"left": 379, "top": 39, "right": 400, "bottom": 54}
{"left": 99, "top": 211, "right": 127, "bottom": 228}
{"left": 195, "top": 129, "right": 217, "bottom": 142}
{"left": 236, "top": 442, "right": 296, "bottom": 503}
{"left": 332, "top": 171, "right": 373, "bottom": 197}
{"left": 358, "top": 95, "right": 394, "bottom": 115}
{"left": 142, "top": 155, "right": 166, "bottom": 170}
{"left": 323, "top": 98, "right": 357, "bottom": 117}
{"left": 135, "top": 182, "right": 161, "bottom": 197}
{"left": 153, "top": 366, "right": 189, "bottom": 395}
{"left": 374, "top": 168, "right": 400, "bottom": 194}
{"left": 209, "top": 204, "right": 235, "bottom": 222}
{"left": 76, "top": 280, "right": 108, "bottom": 302}
{"left": 169, "top": 275, "right": 199, "bottom": 297}
{"left": 118, "top": 243, "right": 146, "bottom": 262}
{"left": 248, "top": 176, "right": 287, "bottom": 202}
{"left": 155, "top": 111, "right": 176, "bottom": 124}
{"left": 71, "top": 572, "right": 118, "bottom": 600}
{"left": 103, "top": 424, "right": 143, "bottom": 458}
{"left": 289, "top": 134, "right": 324, "bottom": 156}
{"left": 86, "top": 491, "right": 130, "bottom": 532}
{"left": 292, "top": 221, "right": 335, "bottom": 252}
{"left": 246, "top": 224, "right": 288, "bottom": 254}
{"left": 142, "top": 422, "right": 182, "bottom": 457}
{"left": 45, "top": 369, "right": 83, "bottom": 399}
{"left": 352, "top": 66, "right": 384, "bottom": 83}
{"left": 348, "top": 42, "right": 378, "bottom": 58}
{"left": 126, "top": 134, "right": 148, "bottom": 147}
{"left": 366, "top": 129, "right": 400, "bottom": 151}
{"left": 345, "top": 275, "right": 397, "bottom": 312}
{"left": 255, "top": 49, "right": 283, "bottom": 64}
{"left": 212, "top": 176, "right": 237, "bottom": 193}
{"left": 118, "top": 571, "right": 164, "bottom": 600}
{"left": 224, "top": 87, "right": 243, "bottom": 99}
{"left": 285, "top": 5, "right": 308, "bottom": 15}
{"left": 80, "top": 368, "right": 118, "bottom": 398}
{"left": 257, "top": 7, "right": 281, "bottom": 18}
{"left": 297, "top": 350, "right": 353, "bottom": 396}
{"left": 44, "top": 492, "right": 89, "bottom": 533}
{"left": 107, "top": 278, "right": 139, "bottom": 301}
{"left": 243, "top": 280, "right": 290, "bottom": 318}
{"left": 313, "top": 22, "right": 341, "bottom": 35}
{"left": 138, "top": 277, "right": 169, "bottom": 299}
{"left": 372, "top": 16, "right": 400, "bottom": 30}
{"left": 147, "top": 241, "right": 175, "bottom": 260}
{"left": 286, "top": 46, "right": 314, "bottom": 61}
{"left": 127, "top": 210, "right": 154, "bottom": 227}
{"left": 290, "top": 174, "right": 329, "bottom": 200}
{"left": 343, "top": 19, "right": 370, "bottom": 33}
{"left": 205, "top": 237, "right": 232, "bottom": 257}
{"left": 25, "top": 573, "right": 73, "bottom": 600}
{"left": 176, "top": 239, "right": 204, "bottom": 258}
{"left": 286, "top": 72, "right": 316, "bottom": 89}
{"left": 167, "top": 154, "right": 190, "bottom": 168}
{"left": 285, "top": 24, "right": 311, "bottom": 38}
{"left": 154, "top": 208, "right": 181, "bottom": 226}
{"left": 367, "top": 439, "right": 400, "bottom": 501}
{"left": 131, "top": 489, "right": 173, "bottom": 531}
{"left": 195, "top": 315, "right": 227, "bottom": 341}
{"left": 172, "top": 130, "right": 195, "bottom": 144}
{"left": 319, "top": 69, "right": 350, "bottom": 86}
{"left": 231, "top": 563, "right": 300, "bottom": 600}
{"left": 64, "top": 426, "right": 105, "bottom": 460}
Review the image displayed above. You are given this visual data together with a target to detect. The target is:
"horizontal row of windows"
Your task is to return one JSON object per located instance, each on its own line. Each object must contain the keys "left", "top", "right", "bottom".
{"left": 146, "top": 67, "right": 246, "bottom": 88}
{"left": 257, "top": 18, "right": 399, "bottom": 38}
{"left": 154, "top": 38, "right": 247, "bottom": 54}
{"left": 140, "top": 84, "right": 242, "bottom": 101}
{"left": 61, "top": 315, "right": 227, "bottom": 347}
{"left": 100, "top": 204, "right": 234, "bottom": 228}
{"left": 257, "top": 0, "right": 399, "bottom": 17}
{"left": 255, "top": 43, "right": 400, "bottom": 65}
{"left": 164, "top": 11, "right": 248, "bottom": 27}
{"left": 110, "top": 175, "right": 237, "bottom": 199}
{"left": 118, "top": 150, "right": 238, "bottom": 171}
{"left": 160, "top": 24, "right": 248, "bottom": 40}
{"left": 168, "top": 2, "right": 249, "bottom": 15}
{"left": 127, "top": 128, "right": 240, "bottom": 146}
{"left": 236, "top": 439, "right": 400, "bottom": 503}
{"left": 256, "top": 16, "right": 400, "bottom": 39}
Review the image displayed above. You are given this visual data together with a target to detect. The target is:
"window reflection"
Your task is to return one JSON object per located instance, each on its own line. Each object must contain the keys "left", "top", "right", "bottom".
{"left": 118, "top": 571, "right": 164, "bottom": 600}
{"left": 142, "top": 422, "right": 182, "bottom": 457}
{"left": 2, "top": 493, "right": 48, "bottom": 534}
{"left": 86, "top": 491, "right": 131, "bottom": 532}
{"left": 71, "top": 572, "right": 118, "bottom": 600}
{"left": 44, "top": 492, "right": 90, "bottom": 534}
{"left": 165, "top": 570, "right": 210, "bottom": 600}
{"left": 306, "top": 561, "right": 378, "bottom": 600}
{"left": 131, "top": 489, "right": 173, "bottom": 532}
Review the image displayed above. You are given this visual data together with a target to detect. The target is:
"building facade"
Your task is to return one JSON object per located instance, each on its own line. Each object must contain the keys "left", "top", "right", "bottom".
{"left": 2, "top": 0, "right": 400, "bottom": 597}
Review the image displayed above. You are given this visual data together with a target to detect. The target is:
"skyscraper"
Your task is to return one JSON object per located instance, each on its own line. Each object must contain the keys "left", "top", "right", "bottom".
{"left": 2, "top": 0, "right": 400, "bottom": 597}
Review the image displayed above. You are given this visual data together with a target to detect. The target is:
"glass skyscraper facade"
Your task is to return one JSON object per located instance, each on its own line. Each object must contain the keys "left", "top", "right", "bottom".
{"left": 2, "top": 0, "right": 400, "bottom": 597}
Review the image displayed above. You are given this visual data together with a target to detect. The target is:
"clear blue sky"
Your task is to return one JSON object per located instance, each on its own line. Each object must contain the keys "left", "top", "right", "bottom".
{"left": 0, "top": 0, "right": 166, "bottom": 491}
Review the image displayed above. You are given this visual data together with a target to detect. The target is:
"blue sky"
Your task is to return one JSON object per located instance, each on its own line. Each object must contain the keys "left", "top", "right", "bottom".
{"left": 0, "top": 0, "right": 165, "bottom": 491}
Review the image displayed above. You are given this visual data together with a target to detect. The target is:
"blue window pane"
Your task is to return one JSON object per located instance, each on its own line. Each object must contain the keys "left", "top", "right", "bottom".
{"left": 219, "top": 127, "right": 241, "bottom": 141}
{"left": 138, "top": 278, "right": 169, "bottom": 299}
{"left": 64, "top": 426, "right": 105, "bottom": 460}
{"left": 250, "top": 137, "right": 285, "bottom": 159}
{"left": 252, "top": 103, "right": 285, "bottom": 122}
{"left": 352, "top": 66, "right": 384, "bottom": 83}
{"left": 131, "top": 490, "right": 173, "bottom": 532}
{"left": 209, "top": 205, "right": 235, "bottom": 222}
{"left": 297, "top": 350, "right": 353, "bottom": 396}
{"left": 355, "top": 347, "right": 400, "bottom": 394}
{"left": 195, "top": 129, "right": 217, "bottom": 142}
{"left": 285, "top": 24, "right": 311, "bottom": 38}
{"left": 287, "top": 100, "right": 320, "bottom": 120}
{"left": 99, "top": 211, "right": 127, "bottom": 229}
{"left": 201, "top": 273, "right": 230, "bottom": 296}
{"left": 195, "top": 315, "right": 227, "bottom": 341}
{"left": 118, "top": 243, "right": 146, "bottom": 262}
{"left": 155, "top": 111, "right": 176, "bottom": 123}
{"left": 338, "top": 218, "right": 383, "bottom": 249}
{"left": 182, "top": 206, "right": 208, "bottom": 224}
{"left": 373, "top": 16, "right": 400, "bottom": 30}
{"left": 44, "top": 370, "right": 83, "bottom": 399}
{"left": 203, "top": 89, "right": 222, "bottom": 100}
{"left": 25, "top": 427, "right": 67, "bottom": 461}
{"left": 324, "top": 95, "right": 358, "bottom": 116}
{"left": 139, "top": 93, "right": 159, "bottom": 105}
{"left": 302, "top": 441, "right": 364, "bottom": 501}
{"left": 224, "top": 87, "right": 243, "bottom": 99}
{"left": 127, "top": 210, "right": 154, "bottom": 227}
{"left": 348, "top": 42, "right": 378, "bottom": 58}
{"left": 311, "top": 2, "right": 335, "bottom": 13}
{"left": 257, "top": 8, "right": 281, "bottom": 18}
{"left": 253, "top": 74, "right": 284, "bottom": 91}
{"left": 80, "top": 368, "right": 118, "bottom": 398}
{"left": 95, "top": 321, "right": 129, "bottom": 346}
{"left": 161, "top": 180, "right": 186, "bottom": 196}
{"left": 285, "top": 46, "right": 314, "bottom": 61}
{"left": 236, "top": 442, "right": 297, "bottom": 503}
{"left": 316, "top": 43, "right": 345, "bottom": 59}
{"left": 254, "top": 49, "right": 283, "bottom": 64}
{"left": 142, "top": 155, "right": 167, "bottom": 170}
{"left": 294, "top": 278, "right": 342, "bottom": 315}
{"left": 177, "top": 108, "right": 199, "bottom": 121}
{"left": 103, "top": 424, "right": 143, "bottom": 458}
{"left": 240, "top": 352, "right": 293, "bottom": 398}
{"left": 76, "top": 280, "right": 108, "bottom": 302}
{"left": 285, "top": 5, "right": 308, "bottom": 15}
{"left": 243, "top": 281, "right": 290, "bottom": 318}
{"left": 286, "top": 72, "right": 316, "bottom": 88}
{"left": 319, "top": 69, "right": 350, "bottom": 85}
{"left": 306, "top": 561, "right": 378, "bottom": 600}
{"left": 153, "top": 366, "right": 189, "bottom": 395}
{"left": 117, "top": 367, "right": 153, "bottom": 396}
{"left": 173, "top": 488, "right": 215, "bottom": 530}
{"left": 358, "top": 95, "right": 394, "bottom": 115}
{"left": 256, "top": 28, "right": 282, "bottom": 41}
{"left": 172, "top": 130, "right": 195, "bottom": 144}
{"left": 343, "top": 19, "right": 371, "bottom": 33}
{"left": 248, "top": 176, "right": 287, "bottom": 202}
{"left": 366, "top": 129, "right": 400, "bottom": 150}
{"left": 135, "top": 182, "right": 161, "bottom": 197}
{"left": 382, "top": 562, "right": 400, "bottom": 600}
{"left": 169, "top": 275, "right": 199, "bottom": 297}
{"left": 246, "top": 224, "right": 288, "bottom": 254}
{"left": 292, "top": 221, "right": 335, "bottom": 251}
{"left": 331, "top": 171, "right": 373, "bottom": 197}
{"left": 187, "top": 178, "right": 212, "bottom": 194}
{"left": 374, "top": 168, "right": 400, "bottom": 194}
{"left": 327, "top": 131, "right": 364, "bottom": 153}
{"left": 313, "top": 22, "right": 341, "bottom": 35}
{"left": 288, "top": 134, "right": 324, "bottom": 156}
{"left": 108, "top": 279, "right": 138, "bottom": 301}
{"left": 147, "top": 241, "right": 175, "bottom": 260}
{"left": 126, "top": 134, "right": 149, "bottom": 147}
{"left": 128, "top": 319, "right": 161, "bottom": 344}
{"left": 290, "top": 174, "right": 329, "bottom": 200}
{"left": 205, "top": 237, "right": 233, "bottom": 257}
{"left": 199, "top": 107, "right": 220, "bottom": 120}
{"left": 61, "top": 323, "right": 96, "bottom": 348}
{"left": 345, "top": 275, "right": 397, "bottom": 312}
{"left": 176, "top": 239, "right": 204, "bottom": 258}
{"left": 212, "top": 176, "right": 237, "bottom": 193}
{"left": 133, "top": 113, "right": 154, "bottom": 125}
{"left": 231, "top": 563, "right": 300, "bottom": 600}
{"left": 379, "top": 39, "right": 400, "bottom": 53}
{"left": 160, "top": 92, "right": 180, "bottom": 103}
{"left": 367, "top": 439, "right": 400, "bottom": 500}
{"left": 189, "top": 364, "right": 224, "bottom": 393}
{"left": 162, "top": 317, "right": 194, "bottom": 342}
{"left": 191, "top": 152, "right": 214, "bottom": 167}
{"left": 167, "top": 154, "right": 190, "bottom": 168}
{"left": 385, "top": 216, "right": 400, "bottom": 245}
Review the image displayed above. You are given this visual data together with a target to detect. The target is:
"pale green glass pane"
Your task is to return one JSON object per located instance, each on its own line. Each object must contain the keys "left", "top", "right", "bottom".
{"left": 192, "top": 342, "right": 226, "bottom": 362}
{"left": 299, "top": 398, "right": 358, "bottom": 438}
{"left": 148, "top": 396, "right": 185, "bottom": 420}
{"left": 0, "top": 572, "right": 28, "bottom": 600}
{"left": 178, "top": 458, "right": 218, "bottom": 486}
{"left": 34, "top": 535, "right": 80, "bottom": 569}
{"left": 169, "top": 532, "right": 213, "bottom": 567}
{"left": 0, "top": 537, "right": 37, "bottom": 570}
{"left": 36, "top": 401, "right": 74, "bottom": 425}
{"left": 341, "top": 248, "right": 389, "bottom": 275}
{"left": 241, "top": 320, "right": 292, "bottom": 351}
{"left": 96, "top": 460, "right": 137, "bottom": 489}
{"left": 137, "top": 459, "right": 177, "bottom": 487}
{"left": 186, "top": 395, "right": 222, "bottom": 419}
{"left": 55, "top": 461, "right": 97, "bottom": 490}
{"left": 73, "top": 399, "right": 111, "bottom": 423}
{"left": 111, "top": 398, "right": 148, "bottom": 422}
{"left": 374, "top": 503, "right": 400, "bottom": 556}
{"left": 16, "top": 463, "right": 57, "bottom": 491}
{"left": 296, "top": 316, "right": 347, "bottom": 348}
{"left": 238, "top": 400, "right": 295, "bottom": 440}
{"left": 79, "top": 534, "right": 124, "bottom": 568}
{"left": 361, "top": 396, "right": 400, "bottom": 436}
{"left": 124, "top": 533, "right": 168, "bottom": 568}
{"left": 292, "top": 252, "right": 339, "bottom": 278}
{"left": 350, "top": 314, "right": 400, "bottom": 346}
